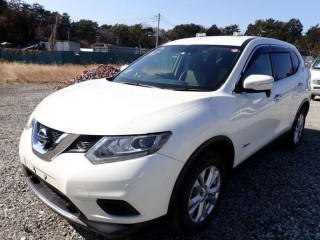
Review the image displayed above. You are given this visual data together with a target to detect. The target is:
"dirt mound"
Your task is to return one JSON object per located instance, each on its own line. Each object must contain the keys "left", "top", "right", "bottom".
{"left": 54, "top": 64, "right": 120, "bottom": 90}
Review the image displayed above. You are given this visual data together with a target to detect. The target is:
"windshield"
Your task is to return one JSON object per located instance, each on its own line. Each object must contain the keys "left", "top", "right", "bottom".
{"left": 312, "top": 57, "right": 320, "bottom": 69}
{"left": 113, "top": 45, "right": 242, "bottom": 91}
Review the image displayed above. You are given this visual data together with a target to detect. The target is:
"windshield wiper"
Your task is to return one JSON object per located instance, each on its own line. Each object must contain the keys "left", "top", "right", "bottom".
{"left": 106, "top": 76, "right": 114, "bottom": 81}
{"left": 121, "top": 82, "right": 161, "bottom": 89}
{"left": 171, "top": 87, "right": 209, "bottom": 91}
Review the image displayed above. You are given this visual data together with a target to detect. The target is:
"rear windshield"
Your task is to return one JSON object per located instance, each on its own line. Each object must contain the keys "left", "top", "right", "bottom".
{"left": 113, "top": 45, "right": 242, "bottom": 91}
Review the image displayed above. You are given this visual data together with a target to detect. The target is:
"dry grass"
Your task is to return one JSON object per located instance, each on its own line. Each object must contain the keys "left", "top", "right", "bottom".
{"left": 0, "top": 62, "right": 96, "bottom": 84}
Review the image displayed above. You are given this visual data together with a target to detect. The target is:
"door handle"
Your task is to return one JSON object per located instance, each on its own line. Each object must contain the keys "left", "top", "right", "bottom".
{"left": 274, "top": 94, "right": 281, "bottom": 102}
{"left": 298, "top": 82, "right": 303, "bottom": 90}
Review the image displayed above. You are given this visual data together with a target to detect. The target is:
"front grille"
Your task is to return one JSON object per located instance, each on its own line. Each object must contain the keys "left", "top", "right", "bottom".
{"left": 72, "top": 141, "right": 94, "bottom": 151}
{"left": 67, "top": 135, "right": 101, "bottom": 152}
{"left": 37, "top": 123, "right": 99, "bottom": 152}
{"left": 39, "top": 123, "right": 63, "bottom": 143}
{"left": 32, "top": 121, "right": 101, "bottom": 160}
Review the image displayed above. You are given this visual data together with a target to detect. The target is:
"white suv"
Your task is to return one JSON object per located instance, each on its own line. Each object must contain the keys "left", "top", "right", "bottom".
{"left": 310, "top": 56, "right": 320, "bottom": 99}
{"left": 19, "top": 36, "right": 311, "bottom": 238}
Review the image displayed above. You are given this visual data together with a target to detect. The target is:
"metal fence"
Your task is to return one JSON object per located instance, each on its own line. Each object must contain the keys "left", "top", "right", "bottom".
{"left": 0, "top": 48, "right": 141, "bottom": 65}
{"left": 94, "top": 45, "right": 150, "bottom": 55}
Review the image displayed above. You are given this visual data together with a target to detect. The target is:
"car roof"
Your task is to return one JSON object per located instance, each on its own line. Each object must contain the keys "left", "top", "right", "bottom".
{"left": 164, "top": 36, "right": 290, "bottom": 48}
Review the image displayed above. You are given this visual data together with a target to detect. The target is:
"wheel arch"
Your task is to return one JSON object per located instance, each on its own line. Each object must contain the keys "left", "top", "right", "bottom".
{"left": 292, "top": 98, "right": 310, "bottom": 125}
{"left": 299, "top": 98, "right": 310, "bottom": 114}
{"left": 168, "top": 135, "right": 235, "bottom": 213}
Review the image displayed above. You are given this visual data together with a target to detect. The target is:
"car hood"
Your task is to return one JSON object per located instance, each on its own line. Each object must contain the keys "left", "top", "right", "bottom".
{"left": 34, "top": 79, "right": 211, "bottom": 135}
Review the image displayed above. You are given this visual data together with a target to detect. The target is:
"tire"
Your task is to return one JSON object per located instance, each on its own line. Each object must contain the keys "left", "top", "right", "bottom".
{"left": 171, "top": 150, "right": 226, "bottom": 234}
{"left": 285, "top": 107, "right": 307, "bottom": 149}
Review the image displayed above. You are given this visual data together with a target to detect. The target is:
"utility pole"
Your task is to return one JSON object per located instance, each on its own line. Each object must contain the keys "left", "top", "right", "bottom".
{"left": 156, "top": 13, "right": 160, "bottom": 47}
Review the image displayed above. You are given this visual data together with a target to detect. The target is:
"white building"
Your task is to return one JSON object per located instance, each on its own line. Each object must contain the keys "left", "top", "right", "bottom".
{"left": 41, "top": 41, "right": 80, "bottom": 54}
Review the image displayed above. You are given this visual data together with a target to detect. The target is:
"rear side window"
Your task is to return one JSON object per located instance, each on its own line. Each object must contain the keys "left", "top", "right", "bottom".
{"left": 290, "top": 50, "right": 300, "bottom": 72}
{"left": 272, "top": 52, "right": 294, "bottom": 80}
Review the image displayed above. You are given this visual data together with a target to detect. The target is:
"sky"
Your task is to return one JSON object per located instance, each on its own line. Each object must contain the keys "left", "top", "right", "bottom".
{"left": 23, "top": 0, "right": 320, "bottom": 33}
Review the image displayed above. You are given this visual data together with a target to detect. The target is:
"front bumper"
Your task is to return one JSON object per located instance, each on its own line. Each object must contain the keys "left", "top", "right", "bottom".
{"left": 23, "top": 166, "right": 155, "bottom": 238}
{"left": 311, "top": 85, "right": 320, "bottom": 96}
{"left": 19, "top": 128, "right": 183, "bottom": 237}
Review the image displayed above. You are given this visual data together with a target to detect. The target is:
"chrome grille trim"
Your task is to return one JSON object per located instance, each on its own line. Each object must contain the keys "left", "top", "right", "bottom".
{"left": 32, "top": 121, "right": 80, "bottom": 161}
{"left": 39, "top": 123, "right": 63, "bottom": 142}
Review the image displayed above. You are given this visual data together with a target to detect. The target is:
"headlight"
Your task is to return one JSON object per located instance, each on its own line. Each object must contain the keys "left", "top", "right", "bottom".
{"left": 85, "top": 132, "right": 171, "bottom": 164}
{"left": 25, "top": 112, "right": 35, "bottom": 130}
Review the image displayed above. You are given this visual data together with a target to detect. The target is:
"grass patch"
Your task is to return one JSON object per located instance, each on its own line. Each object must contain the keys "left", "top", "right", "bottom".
{"left": 0, "top": 62, "right": 96, "bottom": 84}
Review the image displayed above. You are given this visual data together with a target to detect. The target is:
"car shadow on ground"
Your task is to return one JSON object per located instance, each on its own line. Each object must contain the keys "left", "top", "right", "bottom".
{"left": 72, "top": 128, "right": 320, "bottom": 240}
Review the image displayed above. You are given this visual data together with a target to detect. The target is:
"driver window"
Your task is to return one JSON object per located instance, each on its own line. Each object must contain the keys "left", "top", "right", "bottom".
{"left": 242, "top": 53, "right": 272, "bottom": 80}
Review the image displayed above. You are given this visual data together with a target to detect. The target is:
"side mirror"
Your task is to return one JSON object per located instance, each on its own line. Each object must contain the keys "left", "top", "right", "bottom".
{"left": 243, "top": 74, "right": 274, "bottom": 97}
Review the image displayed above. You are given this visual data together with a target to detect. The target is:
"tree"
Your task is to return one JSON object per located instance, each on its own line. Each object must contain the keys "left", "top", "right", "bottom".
{"left": 74, "top": 19, "right": 98, "bottom": 46}
{"left": 141, "top": 26, "right": 156, "bottom": 48}
{"left": 220, "top": 24, "right": 239, "bottom": 36}
{"left": 282, "top": 18, "right": 303, "bottom": 45}
{"left": 57, "top": 13, "right": 72, "bottom": 41}
{"left": 110, "top": 24, "right": 130, "bottom": 46}
{"left": 127, "top": 24, "right": 155, "bottom": 48}
{"left": 0, "top": 1, "right": 316, "bottom": 53}
{"left": 98, "top": 24, "right": 155, "bottom": 48}
{"left": 304, "top": 24, "right": 320, "bottom": 57}
{"left": 284, "top": 18, "right": 303, "bottom": 38}
{"left": 29, "top": 3, "right": 51, "bottom": 41}
{"left": 206, "top": 24, "right": 221, "bottom": 36}
{"left": 128, "top": 24, "right": 143, "bottom": 48}
{"left": 0, "top": 0, "right": 7, "bottom": 14}
{"left": 245, "top": 18, "right": 303, "bottom": 45}
{"left": 48, "top": 13, "right": 60, "bottom": 51}
{"left": 0, "top": 0, "right": 8, "bottom": 42}
{"left": 246, "top": 19, "right": 281, "bottom": 37}
{"left": 167, "top": 23, "right": 206, "bottom": 40}
{"left": 98, "top": 24, "right": 113, "bottom": 44}
{"left": 0, "top": 2, "right": 36, "bottom": 46}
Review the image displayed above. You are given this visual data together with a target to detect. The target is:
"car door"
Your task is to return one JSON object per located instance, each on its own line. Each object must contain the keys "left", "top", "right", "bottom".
{"left": 269, "top": 48, "right": 306, "bottom": 131}
{"left": 233, "top": 46, "right": 282, "bottom": 163}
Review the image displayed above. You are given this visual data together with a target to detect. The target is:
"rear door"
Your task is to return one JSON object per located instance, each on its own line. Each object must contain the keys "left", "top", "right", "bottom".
{"left": 270, "top": 47, "right": 306, "bottom": 131}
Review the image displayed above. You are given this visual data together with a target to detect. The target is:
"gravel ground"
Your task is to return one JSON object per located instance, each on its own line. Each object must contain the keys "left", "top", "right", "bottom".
{"left": 0, "top": 83, "right": 320, "bottom": 240}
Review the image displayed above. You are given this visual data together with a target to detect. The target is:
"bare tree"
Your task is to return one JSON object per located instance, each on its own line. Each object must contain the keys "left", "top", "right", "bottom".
{"left": 48, "top": 14, "right": 60, "bottom": 51}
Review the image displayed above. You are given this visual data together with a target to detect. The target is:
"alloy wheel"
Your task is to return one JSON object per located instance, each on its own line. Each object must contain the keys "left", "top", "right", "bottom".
{"left": 188, "top": 166, "right": 221, "bottom": 223}
{"left": 293, "top": 113, "right": 305, "bottom": 145}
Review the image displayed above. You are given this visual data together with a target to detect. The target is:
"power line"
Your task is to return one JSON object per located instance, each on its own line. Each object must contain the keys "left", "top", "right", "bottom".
{"left": 110, "top": 15, "right": 156, "bottom": 25}
{"left": 160, "top": 16, "right": 175, "bottom": 28}
{"left": 150, "top": 14, "right": 176, "bottom": 47}
{"left": 110, "top": 14, "right": 176, "bottom": 30}
{"left": 149, "top": 15, "right": 159, "bottom": 23}
{"left": 156, "top": 14, "right": 160, "bottom": 47}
